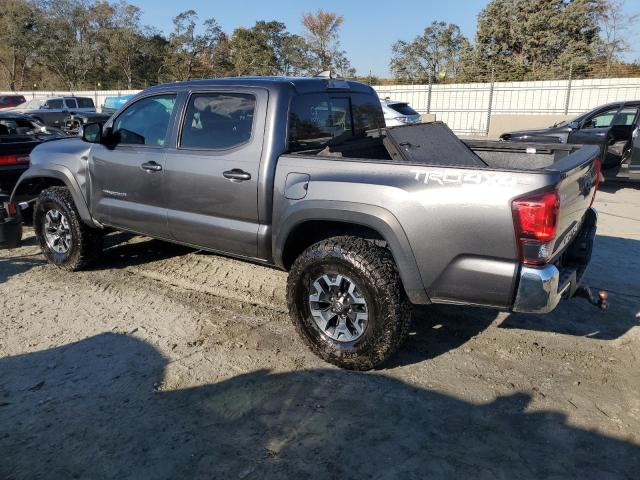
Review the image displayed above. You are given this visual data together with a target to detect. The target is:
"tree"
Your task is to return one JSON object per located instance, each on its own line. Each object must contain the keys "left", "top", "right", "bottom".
{"left": 107, "top": 2, "right": 143, "bottom": 89}
{"left": 229, "top": 21, "right": 313, "bottom": 77}
{"left": 165, "top": 11, "right": 224, "bottom": 81}
{"left": 465, "top": 0, "right": 601, "bottom": 81}
{"left": 36, "top": 0, "right": 103, "bottom": 89}
{"left": 390, "top": 22, "right": 468, "bottom": 83}
{"left": 597, "top": 0, "right": 639, "bottom": 71}
{"left": 0, "top": 0, "right": 42, "bottom": 90}
{"left": 301, "top": 9, "right": 353, "bottom": 75}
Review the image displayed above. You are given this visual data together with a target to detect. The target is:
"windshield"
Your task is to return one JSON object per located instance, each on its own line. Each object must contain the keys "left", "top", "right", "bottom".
{"left": 387, "top": 102, "right": 419, "bottom": 116}
{"left": 20, "top": 98, "right": 46, "bottom": 109}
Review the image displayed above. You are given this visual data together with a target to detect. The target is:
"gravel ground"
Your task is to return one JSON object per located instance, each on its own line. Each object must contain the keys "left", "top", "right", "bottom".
{"left": 1, "top": 182, "right": 639, "bottom": 479}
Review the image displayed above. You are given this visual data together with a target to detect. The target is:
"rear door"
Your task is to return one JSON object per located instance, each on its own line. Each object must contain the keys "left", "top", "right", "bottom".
{"left": 163, "top": 88, "right": 266, "bottom": 257}
{"left": 89, "top": 93, "right": 178, "bottom": 237}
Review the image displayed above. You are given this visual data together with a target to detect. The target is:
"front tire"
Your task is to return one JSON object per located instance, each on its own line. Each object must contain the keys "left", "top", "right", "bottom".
{"left": 287, "top": 236, "right": 411, "bottom": 370}
{"left": 34, "top": 187, "right": 103, "bottom": 271}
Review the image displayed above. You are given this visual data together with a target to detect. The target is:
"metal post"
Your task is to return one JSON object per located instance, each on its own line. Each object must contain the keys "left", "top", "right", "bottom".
{"left": 485, "top": 68, "right": 495, "bottom": 136}
{"left": 427, "top": 74, "right": 433, "bottom": 114}
{"left": 564, "top": 63, "right": 573, "bottom": 115}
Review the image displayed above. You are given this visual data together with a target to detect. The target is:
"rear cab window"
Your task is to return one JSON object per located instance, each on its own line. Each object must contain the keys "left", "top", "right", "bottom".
{"left": 288, "top": 93, "right": 385, "bottom": 152}
{"left": 77, "top": 98, "right": 95, "bottom": 109}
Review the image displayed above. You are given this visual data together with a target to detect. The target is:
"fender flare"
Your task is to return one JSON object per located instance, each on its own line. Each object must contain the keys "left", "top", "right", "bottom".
{"left": 11, "top": 165, "right": 97, "bottom": 227}
{"left": 274, "top": 200, "right": 430, "bottom": 305}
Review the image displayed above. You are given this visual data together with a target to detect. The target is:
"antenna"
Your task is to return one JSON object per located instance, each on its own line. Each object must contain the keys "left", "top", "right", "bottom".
{"left": 314, "top": 70, "right": 334, "bottom": 79}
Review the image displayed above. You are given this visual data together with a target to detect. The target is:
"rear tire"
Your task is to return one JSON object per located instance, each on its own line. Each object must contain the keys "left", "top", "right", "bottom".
{"left": 287, "top": 236, "right": 411, "bottom": 370}
{"left": 34, "top": 187, "right": 103, "bottom": 271}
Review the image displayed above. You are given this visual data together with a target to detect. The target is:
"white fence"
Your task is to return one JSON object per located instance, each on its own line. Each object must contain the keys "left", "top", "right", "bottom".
{"left": 374, "top": 77, "right": 640, "bottom": 135}
{"left": 4, "top": 77, "right": 640, "bottom": 136}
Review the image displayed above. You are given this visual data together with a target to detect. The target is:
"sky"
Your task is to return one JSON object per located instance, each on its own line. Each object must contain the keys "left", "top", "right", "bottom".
{"left": 132, "top": 0, "right": 640, "bottom": 78}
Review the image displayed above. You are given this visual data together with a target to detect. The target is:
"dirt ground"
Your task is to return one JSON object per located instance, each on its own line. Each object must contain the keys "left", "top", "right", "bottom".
{"left": 1, "top": 182, "right": 639, "bottom": 479}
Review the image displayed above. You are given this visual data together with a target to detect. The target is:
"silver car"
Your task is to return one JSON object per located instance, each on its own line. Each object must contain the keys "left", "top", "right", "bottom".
{"left": 380, "top": 98, "right": 421, "bottom": 126}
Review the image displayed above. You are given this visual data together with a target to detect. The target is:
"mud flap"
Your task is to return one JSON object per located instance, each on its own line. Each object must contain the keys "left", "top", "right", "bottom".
{"left": 0, "top": 195, "right": 22, "bottom": 249}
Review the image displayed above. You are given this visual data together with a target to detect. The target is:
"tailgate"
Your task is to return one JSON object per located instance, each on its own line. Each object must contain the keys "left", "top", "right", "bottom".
{"left": 549, "top": 144, "right": 600, "bottom": 260}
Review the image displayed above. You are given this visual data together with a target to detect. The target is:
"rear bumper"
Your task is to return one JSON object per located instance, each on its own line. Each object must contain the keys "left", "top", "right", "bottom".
{"left": 512, "top": 208, "right": 597, "bottom": 314}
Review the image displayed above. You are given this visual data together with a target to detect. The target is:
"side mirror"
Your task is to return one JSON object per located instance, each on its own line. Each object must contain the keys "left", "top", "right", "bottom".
{"left": 82, "top": 123, "right": 103, "bottom": 143}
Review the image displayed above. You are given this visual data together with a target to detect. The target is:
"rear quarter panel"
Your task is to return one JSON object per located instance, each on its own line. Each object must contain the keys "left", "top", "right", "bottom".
{"left": 273, "top": 155, "right": 554, "bottom": 308}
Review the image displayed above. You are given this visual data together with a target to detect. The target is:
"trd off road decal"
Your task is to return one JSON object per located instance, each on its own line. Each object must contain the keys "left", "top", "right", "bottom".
{"left": 410, "top": 170, "right": 517, "bottom": 187}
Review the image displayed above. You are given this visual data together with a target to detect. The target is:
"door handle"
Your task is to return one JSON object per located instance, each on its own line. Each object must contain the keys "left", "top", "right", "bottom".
{"left": 223, "top": 169, "right": 251, "bottom": 181}
{"left": 141, "top": 161, "right": 162, "bottom": 172}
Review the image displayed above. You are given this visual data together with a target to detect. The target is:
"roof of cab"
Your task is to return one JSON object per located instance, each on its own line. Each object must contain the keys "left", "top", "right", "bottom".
{"left": 142, "top": 76, "right": 375, "bottom": 95}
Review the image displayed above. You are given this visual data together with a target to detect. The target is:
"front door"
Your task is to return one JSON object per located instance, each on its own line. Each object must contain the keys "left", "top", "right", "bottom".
{"left": 40, "top": 98, "right": 68, "bottom": 127}
{"left": 89, "top": 93, "right": 178, "bottom": 238}
{"left": 163, "top": 89, "right": 266, "bottom": 257}
{"left": 568, "top": 105, "right": 621, "bottom": 146}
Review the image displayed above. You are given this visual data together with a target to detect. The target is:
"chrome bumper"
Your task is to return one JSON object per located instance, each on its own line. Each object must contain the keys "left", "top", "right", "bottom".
{"left": 513, "top": 208, "right": 598, "bottom": 314}
{"left": 512, "top": 264, "right": 569, "bottom": 314}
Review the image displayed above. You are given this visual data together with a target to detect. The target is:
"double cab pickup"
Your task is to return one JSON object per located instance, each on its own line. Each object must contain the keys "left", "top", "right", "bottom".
{"left": 6, "top": 77, "right": 602, "bottom": 369}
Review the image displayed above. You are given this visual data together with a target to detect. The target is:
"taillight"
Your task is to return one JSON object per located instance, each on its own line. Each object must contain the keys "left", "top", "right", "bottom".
{"left": 3, "top": 201, "right": 17, "bottom": 216}
{"left": 0, "top": 154, "right": 30, "bottom": 165}
{"left": 590, "top": 158, "right": 601, "bottom": 207}
{"left": 511, "top": 190, "right": 560, "bottom": 265}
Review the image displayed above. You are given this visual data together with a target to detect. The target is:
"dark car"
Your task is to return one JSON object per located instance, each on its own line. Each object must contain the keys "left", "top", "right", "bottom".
{"left": 0, "top": 112, "right": 66, "bottom": 193}
{"left": 7, "top": 96, "right": 96, "bottom": 129}
{"left": 0, "top": 94, "right": 26, "bottom": 109}
{"left": 63, "top": 111, "right": 112, "bottom": 136}
{"left": 500, "top": 101, "right": 640, "bottom": 177}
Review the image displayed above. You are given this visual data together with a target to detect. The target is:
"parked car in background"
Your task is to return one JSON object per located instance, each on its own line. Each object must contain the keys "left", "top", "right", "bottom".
{"left": 0, "top": 95, "right": 26, "bottom": 110}
{"left": 7, "top": 96, "right": 96, "bottom": 129}
{"left": 101, "top": 94, "right": 135, "bottom": 115}
{"left": 63, "top": 111, "right": 112, "bottom": 136}
{"left": 0, "top": 112, "right": 65, "bottom": 193}
{"left": 500, "top": 101, "right": 640, "bottom": 178}
{"left": 380, "top": 98, "right": 421, "bottom": 127}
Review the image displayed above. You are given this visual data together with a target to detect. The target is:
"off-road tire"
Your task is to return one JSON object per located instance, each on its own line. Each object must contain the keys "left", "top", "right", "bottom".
{"left": 34, "top": 187, "right": 103, "bottom": 271}
{"left": 287, "top": 236, "right": 412, "bottom": 370}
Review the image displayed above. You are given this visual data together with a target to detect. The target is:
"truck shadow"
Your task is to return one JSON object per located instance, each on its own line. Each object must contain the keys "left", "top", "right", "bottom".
{"left": 394, "top": 234, "right": 639, "bottom": 367}
{"left": 97, "top": 231, "right": 193, "bottom": 270}
{"left": 1, "top": 333, "right": 638, "bottom": 479}
{"left": 0, "top": 253, "right": 47, "bottom": 284}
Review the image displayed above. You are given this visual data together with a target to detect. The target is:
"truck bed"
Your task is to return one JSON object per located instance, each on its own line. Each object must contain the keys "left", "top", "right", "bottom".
{"left": 280, "top": 124, "right": 600, "bottom": 308}
{"left": 291, "top": 133, "right": 590, "bottom": 172}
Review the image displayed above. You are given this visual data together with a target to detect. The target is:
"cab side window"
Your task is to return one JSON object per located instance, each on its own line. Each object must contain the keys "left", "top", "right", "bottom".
{"left": 180, "top": 93, "right": 256, "bottom": 149}
{"left": 613, "top": 107, "right": 639, "bottom": 126}
{"left": 582, "top": 108, "right": 619, "bottom": 129}
{"left": 64, "top": 99, "right": 77, "bottom": 109}
{"left": 46, "top": 99, "right": 63, "bottom": 109}
{"left": 112, "top": 94, "right": 177, "bottom": 146}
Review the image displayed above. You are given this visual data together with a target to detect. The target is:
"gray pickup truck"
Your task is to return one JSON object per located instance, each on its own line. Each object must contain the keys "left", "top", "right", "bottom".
{"left": 5, "top": 77, "right": 603, "bottom": 369}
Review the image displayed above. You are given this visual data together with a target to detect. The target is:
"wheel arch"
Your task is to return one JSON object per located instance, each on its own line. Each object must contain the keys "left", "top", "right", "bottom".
{"left": 274, "top": 201, "right": 430, "bottom": 305}
{"left": 11, "top": 166, "right": 96, "bottom": 227}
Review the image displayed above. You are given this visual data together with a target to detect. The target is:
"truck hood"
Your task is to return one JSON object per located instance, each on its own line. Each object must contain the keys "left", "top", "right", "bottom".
{"left": 29, "top": 137, "right": 91, "bottom": 168}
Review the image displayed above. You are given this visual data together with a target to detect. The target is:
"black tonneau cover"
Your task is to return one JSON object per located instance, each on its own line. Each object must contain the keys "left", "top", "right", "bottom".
{"left": 383, "top": 122, "right": 487, "bottom": 167}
